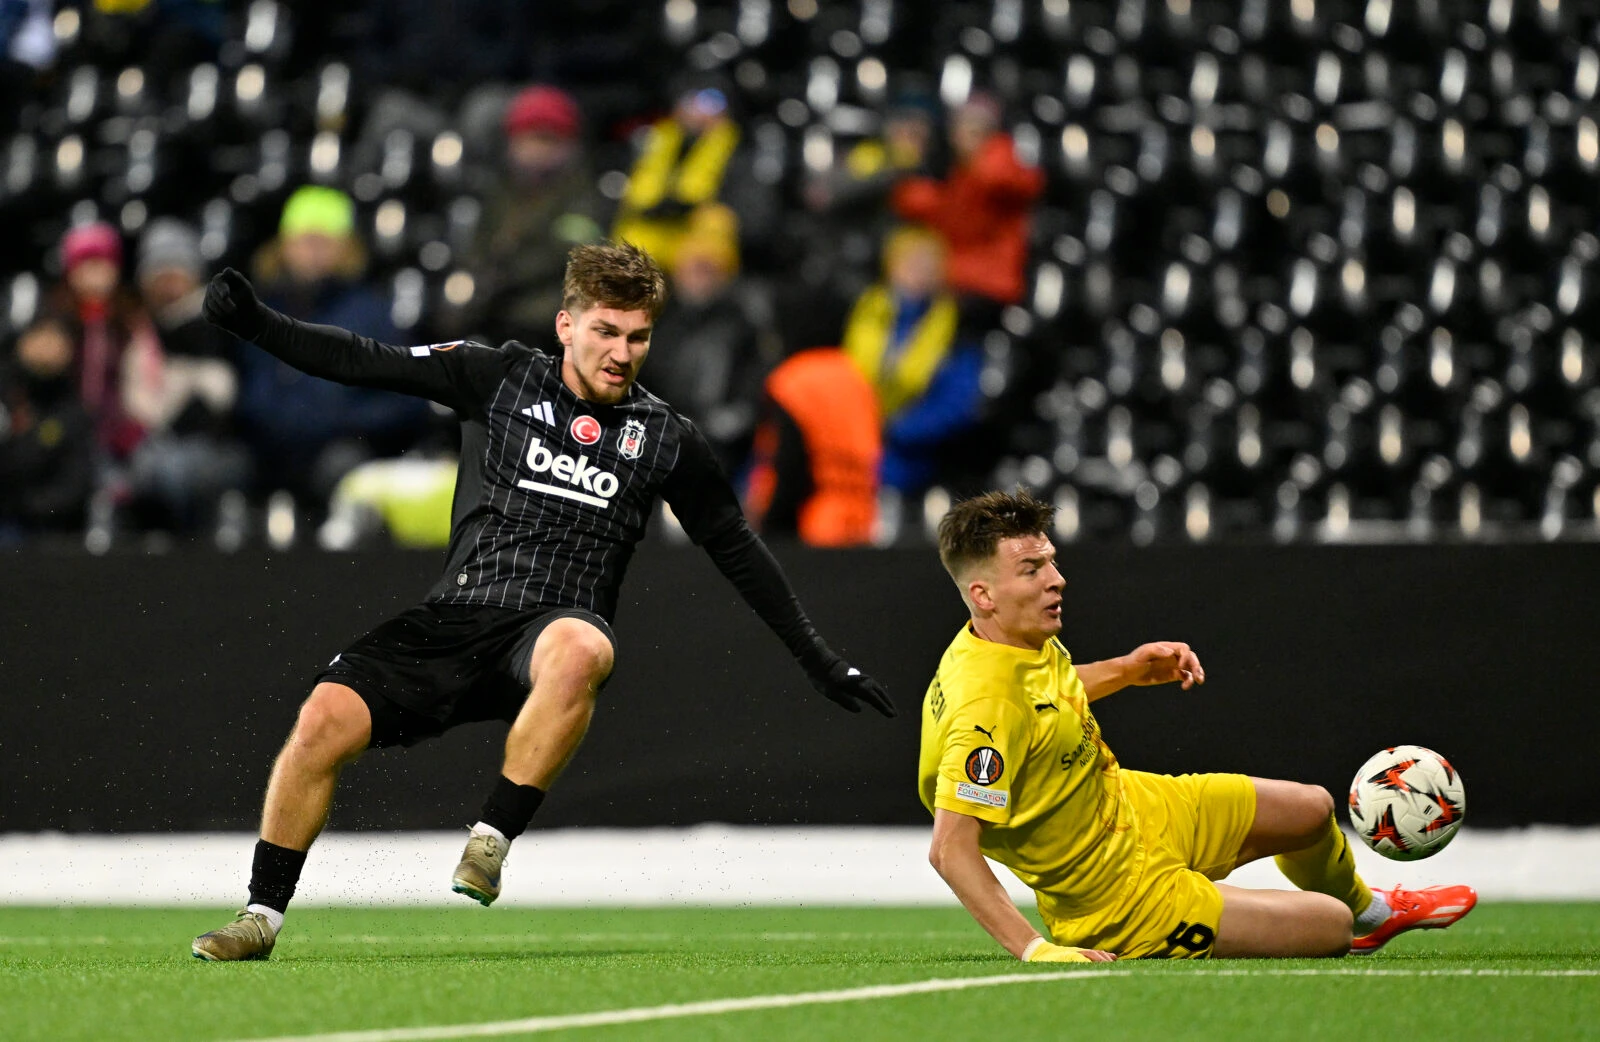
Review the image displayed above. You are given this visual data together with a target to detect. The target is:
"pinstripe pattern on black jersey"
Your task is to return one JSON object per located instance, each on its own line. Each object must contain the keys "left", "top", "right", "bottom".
{"left": 426, "top": 349, "right": 687, "bottom": 622}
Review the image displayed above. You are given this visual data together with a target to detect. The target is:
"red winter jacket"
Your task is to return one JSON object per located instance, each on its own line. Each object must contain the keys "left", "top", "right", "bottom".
{"left": 891, "top": 133, "right": 1045, "bottom": 305}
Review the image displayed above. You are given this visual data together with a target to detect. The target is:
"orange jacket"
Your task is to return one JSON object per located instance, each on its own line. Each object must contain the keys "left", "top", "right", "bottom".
{"left": 747, "top": 349, "right": 879, "bottom": 547}
{"left": 892, "top": 133, "right": 1045, "bottom": 305}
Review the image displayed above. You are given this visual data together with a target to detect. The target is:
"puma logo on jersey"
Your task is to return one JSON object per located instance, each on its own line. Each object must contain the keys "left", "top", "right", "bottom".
{"left": 518, "top": 437, "right": 621, "bottom": 508}
{"left": 521, "top": 402, "right": 557, "bottom": 426}
{"left": 973, "top": 724, "right": 997, "bottom": 741}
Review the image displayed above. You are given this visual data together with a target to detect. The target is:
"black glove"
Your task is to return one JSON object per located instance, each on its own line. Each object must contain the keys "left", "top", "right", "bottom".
{"left": 808, "top": 657, "right": 896, "bottom": 718}
{"left": 202, "top": 267, "right": 269, "bottom": 340}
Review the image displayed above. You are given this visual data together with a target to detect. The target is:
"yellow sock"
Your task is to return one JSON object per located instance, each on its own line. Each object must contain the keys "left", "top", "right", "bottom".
{"left": 1273, "top": 814, "right": 1373, "bottom": 917}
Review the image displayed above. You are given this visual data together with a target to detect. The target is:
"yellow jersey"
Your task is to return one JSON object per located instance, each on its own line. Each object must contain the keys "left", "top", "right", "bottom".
{"left": 918, "top": 624, "right": 1141, "bottom": 917}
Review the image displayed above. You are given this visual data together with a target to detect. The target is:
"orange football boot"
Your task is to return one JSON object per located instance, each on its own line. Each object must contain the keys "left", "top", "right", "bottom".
{"left": 1350, "top": 884, "right": 1478, "bottom": 955}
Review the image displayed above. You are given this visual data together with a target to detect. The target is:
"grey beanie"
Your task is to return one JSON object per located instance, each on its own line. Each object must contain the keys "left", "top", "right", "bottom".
{"left": 137, "top": 218, "right": 204, "bottom": 281}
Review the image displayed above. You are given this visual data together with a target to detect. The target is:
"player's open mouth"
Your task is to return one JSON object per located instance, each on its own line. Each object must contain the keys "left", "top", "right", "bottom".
{"left": 600, "top": 366, "right": 628, "bottom": 384}
{"left": 1044, "top": 601, "right": 1061, "bottom": 617}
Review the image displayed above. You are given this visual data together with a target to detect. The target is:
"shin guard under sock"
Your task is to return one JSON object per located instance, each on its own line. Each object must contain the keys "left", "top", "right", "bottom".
{"left": 1273, "top": 814, "right": 1373, "bottom": 917}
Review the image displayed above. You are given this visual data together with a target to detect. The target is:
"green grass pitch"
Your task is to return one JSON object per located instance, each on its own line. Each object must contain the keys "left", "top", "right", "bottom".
{"left": 2, "top": 904, "right": 1596, "bottom": 1041}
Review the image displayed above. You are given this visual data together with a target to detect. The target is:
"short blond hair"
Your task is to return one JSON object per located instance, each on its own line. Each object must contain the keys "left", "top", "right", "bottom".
{"left": 562, "top": 240, "right": 669, "bottom": 319}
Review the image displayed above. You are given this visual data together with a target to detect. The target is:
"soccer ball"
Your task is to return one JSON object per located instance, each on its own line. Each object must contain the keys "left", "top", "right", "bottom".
{"left": 1347, "top": 745, "right": 1466, "bottom": 861}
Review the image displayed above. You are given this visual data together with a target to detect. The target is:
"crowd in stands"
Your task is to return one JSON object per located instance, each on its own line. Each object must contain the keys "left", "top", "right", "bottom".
{"left": 1, "top": 1, "right": 1032, "bottom": 551}
{"left": 5, "top": 0, "right": 1600, "bottom": 549}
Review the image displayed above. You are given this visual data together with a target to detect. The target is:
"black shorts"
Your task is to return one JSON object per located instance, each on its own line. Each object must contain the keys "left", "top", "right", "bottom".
{"left": 314, "top": 602, "right": 617, "bottom": 749}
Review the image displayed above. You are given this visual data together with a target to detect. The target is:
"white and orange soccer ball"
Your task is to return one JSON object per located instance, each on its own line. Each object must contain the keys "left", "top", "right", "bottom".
{"left": 1348, "top": 745, "right": 1466, "bottom": 861}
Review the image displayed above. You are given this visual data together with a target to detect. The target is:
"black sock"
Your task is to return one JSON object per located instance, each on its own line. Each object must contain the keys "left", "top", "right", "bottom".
{"left": 478, "top": 775, "right": 546, "bottom": 840}
{"left": 247, "top": 839, "right": 308, "bottom": 913}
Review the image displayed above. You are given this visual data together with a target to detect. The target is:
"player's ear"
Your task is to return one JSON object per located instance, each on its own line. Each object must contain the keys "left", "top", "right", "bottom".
{"left": 555, "top": 309, "right": 574, "bottom": 347}
{"left": 967, "top": 577, "right": 994, "bottom": 613}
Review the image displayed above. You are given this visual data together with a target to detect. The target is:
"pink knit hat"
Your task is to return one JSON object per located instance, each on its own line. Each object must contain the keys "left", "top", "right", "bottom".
{"left": 61, "top": 221, "right": 124, "bottom": 272}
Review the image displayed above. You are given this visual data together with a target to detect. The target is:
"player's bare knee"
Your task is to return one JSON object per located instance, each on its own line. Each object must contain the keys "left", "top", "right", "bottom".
{"left": 532, "top": 619, "right": 614, "bottom": 691}
{"left": 1293, "top": 784, "right": 1336, "bottom": 842}
{"left": 291, "top": 684, "right": 370, "bottom": 763}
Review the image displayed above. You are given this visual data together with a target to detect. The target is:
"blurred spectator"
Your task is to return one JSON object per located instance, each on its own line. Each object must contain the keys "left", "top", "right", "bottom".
{"left": 0, "top": 317, "right": 96, "bottom": 537}
{"left": 643, "top": 205, "right": 771, "bottom": 475}
{"left": 797, "top": 91, "right": 939, "bottom": 297}
{"left": 612, "top": 78, "right": 778, "bottom": 271}
{"left": 348, "top": 0, "right": 532, "bottom": 172}
{"left": 745, "top": 346, "right": 879, "bottom": 547}
{"left": 237, "top": 186, "right": 429, "bottom": 507}
{"left": 891, "top": 93, "right": 1044, "bottom": 310}
{"left": 449, "top": 85, "right": 603, "bottom": 343}
{"left": 47, "top": 221, "right": 164, "bottom": 461}
{"left": 843, "top": 227, "right": 984, "bottom": 497}
{"left": 0, "top": 0, "right": 54, "bottom": 131}
{"left": 127, "top": 218, "right": 249, "bottom": 531}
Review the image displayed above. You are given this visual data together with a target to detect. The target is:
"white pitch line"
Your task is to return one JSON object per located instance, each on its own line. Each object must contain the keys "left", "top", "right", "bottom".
{"left": 225, "top": 968, "right": 1600, "bottom": 1042}
{"left": 1195, "top": 968, "right": 1600, "bottom": 978}
{"left": 0, "top": 930, "right": 979, "bottom": 946}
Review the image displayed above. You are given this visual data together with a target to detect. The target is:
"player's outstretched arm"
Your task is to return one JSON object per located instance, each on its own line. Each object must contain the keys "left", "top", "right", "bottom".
{"left": 662, "top": 418, "right": 894, "bottom": 717}
{"left": 700, "top": 524, "right": 895, "bottom": 717}
{"left": 929, "top": 810, "right": 1115, "bottom": 963}
{"left": 1077, "top": 642, "right": 1205, "bottom": 702}
{"left": 202, "top": 267, "right": 502, "bottom": 414}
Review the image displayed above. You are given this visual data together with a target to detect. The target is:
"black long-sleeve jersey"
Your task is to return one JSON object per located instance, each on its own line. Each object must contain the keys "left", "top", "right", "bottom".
{"left": 249, "top": 310, "right": 834, "bottom": 673}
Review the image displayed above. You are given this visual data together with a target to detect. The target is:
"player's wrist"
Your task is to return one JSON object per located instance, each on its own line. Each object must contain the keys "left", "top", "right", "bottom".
{"left": 798, "top": 641, "right": 839, "bottom": 679}
{"left": 1019, "top": 936, "right": 1049, "bottom": 961}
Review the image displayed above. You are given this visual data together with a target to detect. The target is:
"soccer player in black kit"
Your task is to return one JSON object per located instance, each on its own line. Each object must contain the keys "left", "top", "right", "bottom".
{"left": 191, "top": 242, "right": 894, "bottom": 961}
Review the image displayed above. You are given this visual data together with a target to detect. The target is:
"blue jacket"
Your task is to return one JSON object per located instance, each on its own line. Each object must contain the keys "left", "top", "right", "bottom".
{"left": 236, "top": 279, "right": 429, "bottom": 460}
{"left": 879, "top": 340, "right": 984, "bottom": 495}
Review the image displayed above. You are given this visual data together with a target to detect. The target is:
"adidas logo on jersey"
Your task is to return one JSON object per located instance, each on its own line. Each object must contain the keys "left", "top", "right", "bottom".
{"left": 518, "top": 437, "right": 621, "bottom": 508}
{"left": 520, "top": 402, "right": 556, "bottom": 426}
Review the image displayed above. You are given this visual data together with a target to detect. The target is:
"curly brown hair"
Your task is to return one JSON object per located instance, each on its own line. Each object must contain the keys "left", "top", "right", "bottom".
{"left": 937, "top": 488, "right": 1057, "bottom": 580}
{"left": 562, "top": 240, "right": 669, "bottom": 319}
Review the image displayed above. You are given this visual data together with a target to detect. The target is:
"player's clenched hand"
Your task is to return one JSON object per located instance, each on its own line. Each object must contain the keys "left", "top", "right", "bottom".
{"left": 809, "top": 658, "right": 896, "bottom": 717}
{"left": 1023, "top": 940, "right": 1117, "bottom": 963}
{"left": 1124, "top": 642, "right": 1205, "bottom": 690}
{"left": 203, "top": 267, "right": 269, "bottom": 340}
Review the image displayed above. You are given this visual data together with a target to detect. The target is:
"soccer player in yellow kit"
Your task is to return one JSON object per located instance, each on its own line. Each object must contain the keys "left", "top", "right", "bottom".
{"left": 919, "top": 490, "right": 1477, "bottom": 962}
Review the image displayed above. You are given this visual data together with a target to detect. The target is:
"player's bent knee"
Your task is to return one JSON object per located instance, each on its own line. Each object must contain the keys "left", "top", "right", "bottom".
{"left": 292, "top": 683, "right": 372, "bottom": 762}
{"left": 1286, "top": 783, "right": 1336, "bottom": 841}
{"left": 1300, "top": 783, "right": 1335, "bottom": 827}
{"left": 531, "top": 618, "right": 615, "bottom": 688}
{"left": 1299, "top": 787, "right": 1337, "bottom": 838}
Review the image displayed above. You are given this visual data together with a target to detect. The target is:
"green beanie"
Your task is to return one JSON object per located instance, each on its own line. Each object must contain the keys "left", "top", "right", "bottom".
{"left": 280, "top": 186, "right": 354, "bottom": 239}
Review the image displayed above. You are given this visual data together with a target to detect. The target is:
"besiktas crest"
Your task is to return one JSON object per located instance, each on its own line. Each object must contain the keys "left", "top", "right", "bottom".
{"left": 617, "top": 418, "right": 647, "bottom": 459}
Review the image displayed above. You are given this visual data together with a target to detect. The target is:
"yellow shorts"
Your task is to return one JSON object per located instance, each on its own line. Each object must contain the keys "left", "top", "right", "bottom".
{"left": 1036, "top": 771, "right": 1256, "bottom": 959}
